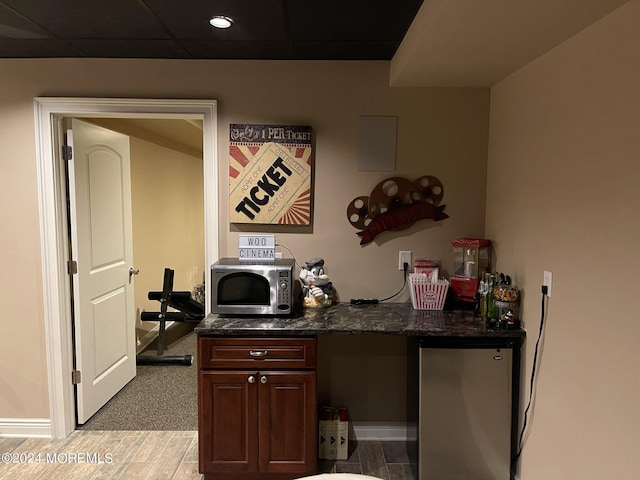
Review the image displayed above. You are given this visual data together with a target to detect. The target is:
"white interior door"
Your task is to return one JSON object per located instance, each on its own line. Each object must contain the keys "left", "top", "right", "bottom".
{"left": 68, "top": 118, "right": 137, "bottom": 424}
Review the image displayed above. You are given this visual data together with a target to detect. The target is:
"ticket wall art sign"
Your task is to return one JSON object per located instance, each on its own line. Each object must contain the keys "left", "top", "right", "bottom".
{"left": 229, "top": 124, "right": 313, "bottom": 225}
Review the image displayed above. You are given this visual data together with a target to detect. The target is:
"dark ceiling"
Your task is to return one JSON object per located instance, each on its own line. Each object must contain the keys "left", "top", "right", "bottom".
{"left": 0, "top": 0, "right": 424, "bottom": 60}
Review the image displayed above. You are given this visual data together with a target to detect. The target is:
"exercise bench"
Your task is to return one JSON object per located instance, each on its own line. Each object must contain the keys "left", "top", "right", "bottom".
{"left": 137, "top": 268, "right": 204, "bottom": 366}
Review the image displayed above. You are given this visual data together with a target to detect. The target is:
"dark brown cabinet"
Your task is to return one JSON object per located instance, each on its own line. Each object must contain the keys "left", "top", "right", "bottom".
{"left": 198, "top": 336, "right": 317, "bottom": 480}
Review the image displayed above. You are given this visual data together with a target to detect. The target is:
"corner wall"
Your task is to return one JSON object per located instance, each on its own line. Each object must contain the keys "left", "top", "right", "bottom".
{"left": 486, "top": 1, "right": 640, "bottom": 477}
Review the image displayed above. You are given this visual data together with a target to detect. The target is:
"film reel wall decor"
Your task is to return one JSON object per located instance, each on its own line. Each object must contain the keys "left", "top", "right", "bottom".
{"left": 346, "top": 176, "right": 449, "bottom": 245}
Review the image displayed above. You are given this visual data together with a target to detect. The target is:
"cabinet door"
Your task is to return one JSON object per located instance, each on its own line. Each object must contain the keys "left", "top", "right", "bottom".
{"left": 258, "top": 370, "right": 317, "bottom": 474}
{"left": 199, "top": 370, "right": 259, "bottom": 473}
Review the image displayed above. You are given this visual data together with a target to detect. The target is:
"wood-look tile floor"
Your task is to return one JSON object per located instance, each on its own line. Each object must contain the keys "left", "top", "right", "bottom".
{"left": 0, "top": 431, "right": 199, "bottom": 480}
{"left": 0, "top": 432, "right": 416, "bottom": 480}
{"left": 320, "top": 440, "right": 416, "bottom": 480}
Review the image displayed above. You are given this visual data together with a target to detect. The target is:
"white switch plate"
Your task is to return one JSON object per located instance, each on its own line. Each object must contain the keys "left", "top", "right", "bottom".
{"left": 399, "top": 251, "right": 412, "bottom": 270}
{"left": 543, "top": 271, "right": 553, "bottom": 297}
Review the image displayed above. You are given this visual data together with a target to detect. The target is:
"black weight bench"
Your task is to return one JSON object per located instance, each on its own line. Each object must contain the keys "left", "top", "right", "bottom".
{"left": 137, "top": 268, "right": 205, "bottom": 366}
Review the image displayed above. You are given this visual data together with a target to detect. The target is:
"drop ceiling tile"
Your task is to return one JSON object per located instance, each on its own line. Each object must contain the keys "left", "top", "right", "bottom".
{"left": 70, "top": 39, "right": 189, "bottom": 58}
{"left": 293, "top": 41, "right": 400, "bottom": 60}
{"left": 182, "top": 39, "right": 294, "bottom": 60}
{"left": 287, "top": 0, "right": 423, "bottom": 42}
{"left": 0, "top": 3, "right": 50, "bottom": 38}
{"left": 2, "top": 0, "right": 168, "bottom": 38}
{"left": 0, "top": 38, "right": 80, "bottom": 57}
{"left": 145, "top": 0, "right": 288, "bottom": 40}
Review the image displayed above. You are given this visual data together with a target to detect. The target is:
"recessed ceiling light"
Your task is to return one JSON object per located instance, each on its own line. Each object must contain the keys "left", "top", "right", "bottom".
{"left": 209, "top": 16, "right": 234, "bottom": 29}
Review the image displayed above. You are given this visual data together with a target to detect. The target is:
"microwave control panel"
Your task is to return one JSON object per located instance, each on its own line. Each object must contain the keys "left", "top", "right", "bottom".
{"left": 277, "top": 271, "right": 291, "bottom": 310}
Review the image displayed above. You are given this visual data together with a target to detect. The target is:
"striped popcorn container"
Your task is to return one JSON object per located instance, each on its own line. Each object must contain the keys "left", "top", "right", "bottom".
{"left": 409, "top": 274, "right": 449, "bottom": 310}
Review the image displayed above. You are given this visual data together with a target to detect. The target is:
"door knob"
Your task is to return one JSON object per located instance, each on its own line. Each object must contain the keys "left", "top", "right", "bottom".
{"left": 248, "top": 376, "right": 255, "bottom": 384}
{"left": 260, "top": 376, "right": 268, "bottom": 384}
{"left": 128, "top": 267, "right": 140, "bottom": 283}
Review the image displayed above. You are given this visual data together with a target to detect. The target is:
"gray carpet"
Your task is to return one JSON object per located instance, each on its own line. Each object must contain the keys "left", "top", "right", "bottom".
{"left": 78, "top": 323, "right": 198, "bottom": 431}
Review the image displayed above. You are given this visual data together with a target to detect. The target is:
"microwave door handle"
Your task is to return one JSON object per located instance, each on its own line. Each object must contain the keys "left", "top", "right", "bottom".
{"left": 249, "top": 350, "right": 268, "bottom": 358}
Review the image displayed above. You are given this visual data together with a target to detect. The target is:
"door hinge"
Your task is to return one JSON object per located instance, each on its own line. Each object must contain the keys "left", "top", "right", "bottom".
{"left": 62, "top": 145, "right": 73, "bottom": 161}
{"left": 72, "top": 370, "right": 81, "bottom": 385}
{"left": 67, "top": 260, "right": 78, "bottom": 275}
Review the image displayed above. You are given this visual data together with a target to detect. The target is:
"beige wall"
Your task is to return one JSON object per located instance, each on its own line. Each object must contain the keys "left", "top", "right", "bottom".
{"left": 0, "top": 60, "right": 489, "bottom": 422}
{"left": 129, "top": 136, "right": 204, "bottom": 340}
{"left": 487, "top": 1, "right": 640, "bottom": 478}
{"left": 0, "top": 90, "right": 49, "bottom": 419}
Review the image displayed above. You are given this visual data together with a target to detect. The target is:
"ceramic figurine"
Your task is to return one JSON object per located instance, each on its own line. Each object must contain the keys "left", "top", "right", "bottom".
{"left": 300, "top": 257, "right": 333, "bottom": 308}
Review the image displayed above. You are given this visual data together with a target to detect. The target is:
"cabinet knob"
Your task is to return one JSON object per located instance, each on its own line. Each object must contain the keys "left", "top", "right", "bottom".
{"left": 260, "top": 375, "right": 268, "bottom": 384}
{"left": 248, "top": 376, "right": 255, "bottom": 384}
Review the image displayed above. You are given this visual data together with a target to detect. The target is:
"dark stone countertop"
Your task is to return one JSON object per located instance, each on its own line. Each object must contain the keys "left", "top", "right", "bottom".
{"left": 195, "top": 302, "right": 526, "bottom": 339}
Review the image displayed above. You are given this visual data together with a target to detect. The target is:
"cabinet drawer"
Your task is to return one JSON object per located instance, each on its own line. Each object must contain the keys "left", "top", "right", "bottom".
{"left": 199, "top": 337, "right": 317, "bottom": 370}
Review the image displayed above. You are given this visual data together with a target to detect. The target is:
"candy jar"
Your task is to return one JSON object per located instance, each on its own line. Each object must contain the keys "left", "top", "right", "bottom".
{"left": 493, "top": 279, "right": 520, "bottom": 327}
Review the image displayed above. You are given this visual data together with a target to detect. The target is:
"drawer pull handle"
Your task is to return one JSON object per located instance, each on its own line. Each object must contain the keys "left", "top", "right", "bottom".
{"left": 248, "top": 376, "right": 255, "bottom": 384}
{"left": 260, "top": 375, "right": 268, "bottom": 384}
{"left": 249, "top": 350, "right": 268, "bottom": 357}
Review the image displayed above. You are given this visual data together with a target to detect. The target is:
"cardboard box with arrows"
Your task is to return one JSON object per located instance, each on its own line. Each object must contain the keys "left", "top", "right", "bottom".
{"left": 318, "top": 406, "right": 349, "bottom": 460}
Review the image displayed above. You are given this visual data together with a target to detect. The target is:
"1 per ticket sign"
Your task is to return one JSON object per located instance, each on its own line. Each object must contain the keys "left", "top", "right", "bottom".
{"left": 229, "top": 124, "right": 312, "bottom": 225}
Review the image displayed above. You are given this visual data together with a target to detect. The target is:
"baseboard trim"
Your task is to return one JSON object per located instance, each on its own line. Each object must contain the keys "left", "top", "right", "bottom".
{"left": 351, "top": 421, "right": 416, "bottom": 441}
{"left": 0, "top": 418, "right": 52, "bottom": 438}
{"left": 0, "top": 419, "right": 413, "bottom": 442}
{"left": 136, "top": 321, "right": 175, "bottom": 354}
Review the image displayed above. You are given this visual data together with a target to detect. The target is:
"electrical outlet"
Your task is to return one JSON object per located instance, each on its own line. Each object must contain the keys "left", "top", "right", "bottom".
{"left": 399, "top": 251, "right": 412, "bottom": 270}
{"left": 543, "top": 271, "right": 553, "bottom": 297}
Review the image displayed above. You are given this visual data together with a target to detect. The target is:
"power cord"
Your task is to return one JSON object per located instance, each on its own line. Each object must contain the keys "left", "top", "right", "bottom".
{"left": 513, "top": 284, "right": 548, "bottom": 463}
{"left": 277, "top": 248, "right": 410, "bottom": 305}
{"left": 379, "top": 262, "right": 409, "bottom": 302}
{"left": 275, "top": 243, "right": 302, "bottom": 270}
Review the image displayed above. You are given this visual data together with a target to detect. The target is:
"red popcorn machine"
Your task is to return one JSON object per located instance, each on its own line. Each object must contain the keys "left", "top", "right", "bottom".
{"left": 450, "top": 238, "right": 491, "bottom": 303}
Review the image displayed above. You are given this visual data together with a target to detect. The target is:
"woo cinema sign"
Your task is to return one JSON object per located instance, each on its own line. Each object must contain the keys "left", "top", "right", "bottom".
{"left": 229, "top": 124, "right": 312, "bottom": 225}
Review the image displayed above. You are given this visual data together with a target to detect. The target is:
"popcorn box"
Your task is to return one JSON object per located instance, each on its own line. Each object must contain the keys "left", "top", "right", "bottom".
{"left": 409, "top": 274, "right": 449, "bottom": 310}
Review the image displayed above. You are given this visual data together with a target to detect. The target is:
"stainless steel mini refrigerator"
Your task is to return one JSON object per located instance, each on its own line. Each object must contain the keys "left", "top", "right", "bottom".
{"left": 419, "top": 338, "right": 513, "bottom": 480}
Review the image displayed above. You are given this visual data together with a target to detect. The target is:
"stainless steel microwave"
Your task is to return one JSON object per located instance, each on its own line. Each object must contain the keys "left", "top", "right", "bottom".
{"left": 210, "top": 258, "right": 295, "bottom": 315}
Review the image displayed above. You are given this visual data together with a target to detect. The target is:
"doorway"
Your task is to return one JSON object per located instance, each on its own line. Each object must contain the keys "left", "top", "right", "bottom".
{"left": 34, "top": 98, "right": 219, "bottom": 439}
{"left": 74, "top": 117, "right": 206, "bottom": 352}
{"left": 68, "top": 117, "right": 205, "bottom": 428}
